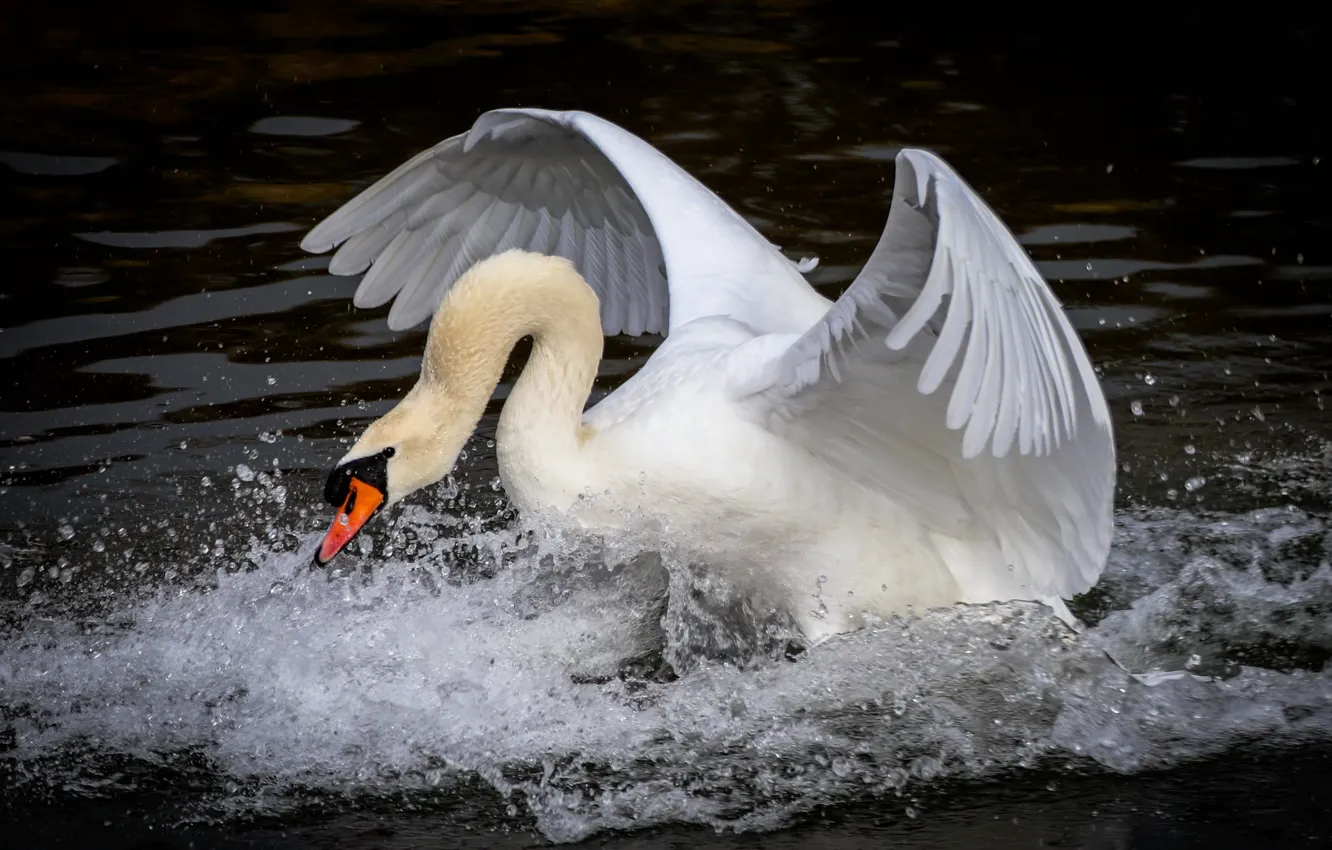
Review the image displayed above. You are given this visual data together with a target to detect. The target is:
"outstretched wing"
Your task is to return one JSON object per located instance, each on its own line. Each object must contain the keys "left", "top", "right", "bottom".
{"left": 302, "top": 108, "right": 826, "bottom": 335}
{"left": 750, "top": 149, "right": 1115, "bottom": 604}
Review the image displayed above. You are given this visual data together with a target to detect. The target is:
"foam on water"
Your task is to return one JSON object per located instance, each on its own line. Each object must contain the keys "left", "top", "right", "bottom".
{"left": 3, "top": 495, "right": 1331, "bottom": 842}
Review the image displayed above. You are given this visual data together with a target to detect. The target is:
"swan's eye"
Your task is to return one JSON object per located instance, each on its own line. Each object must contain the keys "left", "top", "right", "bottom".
{"left": 324, "top": 446, "right": 395, "bottom": 506}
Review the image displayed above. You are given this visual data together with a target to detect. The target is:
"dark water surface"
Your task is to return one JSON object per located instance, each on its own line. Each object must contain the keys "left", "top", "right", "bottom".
{"left": 2, "top": 2, "right": 1330, "bottom": 847}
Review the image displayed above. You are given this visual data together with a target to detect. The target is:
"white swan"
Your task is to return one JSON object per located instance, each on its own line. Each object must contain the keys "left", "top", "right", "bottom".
{"left": 300, "top": 108, "right": 1115, "bottom": 642}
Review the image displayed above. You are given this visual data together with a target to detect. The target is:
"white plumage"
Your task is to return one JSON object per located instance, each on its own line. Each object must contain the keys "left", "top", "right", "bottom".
{"left": 304, "top": 108, "right": 1116, "bottom": 639}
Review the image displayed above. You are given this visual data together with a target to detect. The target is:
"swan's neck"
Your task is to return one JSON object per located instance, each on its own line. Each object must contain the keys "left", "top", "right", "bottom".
{"left": 495, "top": 310, "right": 602, "bottom": 508}
{"left": 423, "top": 252, "right": 603, "bottom": 510}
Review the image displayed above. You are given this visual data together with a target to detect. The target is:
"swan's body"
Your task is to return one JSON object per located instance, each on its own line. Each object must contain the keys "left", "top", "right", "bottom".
{"left": 303, "top": 108, "right": 1116, "bottom": 642}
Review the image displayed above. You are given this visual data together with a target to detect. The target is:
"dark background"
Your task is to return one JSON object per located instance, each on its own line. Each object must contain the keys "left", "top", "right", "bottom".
{"left": 1, "top": 2, "right": 1329, "bottom": 847}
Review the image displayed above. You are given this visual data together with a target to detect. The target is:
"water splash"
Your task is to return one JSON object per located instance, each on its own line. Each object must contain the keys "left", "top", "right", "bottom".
{"left": 2, "top": 502, "right": 1331, "bottom": 843}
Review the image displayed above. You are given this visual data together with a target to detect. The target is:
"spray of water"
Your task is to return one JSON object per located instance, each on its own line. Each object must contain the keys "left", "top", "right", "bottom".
{"left": 2, "top": 460, "right": 1331, "bottom": 843}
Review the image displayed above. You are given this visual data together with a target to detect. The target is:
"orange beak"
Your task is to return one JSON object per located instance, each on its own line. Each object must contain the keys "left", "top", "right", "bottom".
{"left": 315, "top": 477, "right": 385, "bottom": 566}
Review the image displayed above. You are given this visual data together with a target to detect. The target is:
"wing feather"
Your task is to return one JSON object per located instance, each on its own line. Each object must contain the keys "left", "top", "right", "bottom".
{"left": 747, "top": 149, "right": 1115, "bottom": 607}
{"left": 303, "top": 108, "right": 827, "bottom": 335}
{"left": 329, "top": 209, "right": 406, "bottom": 276}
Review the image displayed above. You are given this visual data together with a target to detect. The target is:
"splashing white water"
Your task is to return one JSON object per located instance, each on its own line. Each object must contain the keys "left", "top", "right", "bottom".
{"left": 2, "top": 504, "right": 1331, "bottom": 843}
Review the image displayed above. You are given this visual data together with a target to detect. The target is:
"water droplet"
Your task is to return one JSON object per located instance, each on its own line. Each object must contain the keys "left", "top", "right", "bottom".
{"left": 259, "top": 431, "right": 277, "bottom": 444}
{"left": 1184, "top": 476, "right": 1207, "bottom": 492}
{"left": 904, "top": 805, "right": 918, "bottom": 819}
{"left": 236, "top": 464, "right": 255, "bottom": 482}
{"left": 1251, "top": 406, "right": 1266, "bottom": 422}
{"left": 58, "top": 524, "right": 75, "bottom": 541}
{"left": 1184, "top": 443, "right": 1196, "bottom": 455}
{"left": 1166, "top": 488, "right": 1179, "bottom": 500}
{"left": 266, "top": 376, "right": 276, "bottom": 386}
{"left": 17, "top": 566, "right": 35, "bottom": 587}
{"left": 1143, "top": 374, "right": 1156, "bottom": 386}
{"left": 1130, "top": 400, "right": 1144, "bottom": 416}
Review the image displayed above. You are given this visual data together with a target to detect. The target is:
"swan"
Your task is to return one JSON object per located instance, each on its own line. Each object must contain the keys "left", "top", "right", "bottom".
{"left": 299, "top": 108, "right": 1115, "bottom": 642}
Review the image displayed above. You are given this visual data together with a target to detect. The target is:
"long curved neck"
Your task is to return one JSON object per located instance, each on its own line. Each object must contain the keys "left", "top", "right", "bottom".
{"left": 494, "top": 302, "right": 603, "bottom": 493}
{"left": 423, "top": 252, "right": 603, "bottom": 508}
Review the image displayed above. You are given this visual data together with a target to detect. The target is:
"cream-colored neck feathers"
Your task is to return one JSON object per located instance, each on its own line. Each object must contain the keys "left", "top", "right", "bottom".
{"left": 349, "top": 250, "right": 603, "bottom": 507}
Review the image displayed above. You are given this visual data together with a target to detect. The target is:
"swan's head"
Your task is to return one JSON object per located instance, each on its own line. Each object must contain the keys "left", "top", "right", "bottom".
{"left": 312, "top": 249, "right": 602, "bottom": 566}
{"left": 314, "top": 387, "right": 471, "bottom": 565}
